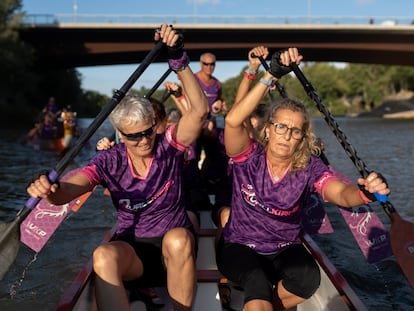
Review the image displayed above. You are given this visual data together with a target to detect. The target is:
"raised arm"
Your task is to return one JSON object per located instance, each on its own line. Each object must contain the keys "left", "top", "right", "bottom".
{"left": 234, "top": 46, "right": 269, "bottom": 104}
{"left": 156, "top": 24, "right": 209, "bottom": 146}
{"left": 225, "top": 48, "right": 302, "bottom": 156}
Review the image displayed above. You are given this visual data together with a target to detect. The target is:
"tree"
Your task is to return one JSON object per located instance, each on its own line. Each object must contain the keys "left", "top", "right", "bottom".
{"left": 0, "top": 0, "right": 38, "bottom": 125}
{"left": 80, "top": 90, "right": 109, "bottom": 117}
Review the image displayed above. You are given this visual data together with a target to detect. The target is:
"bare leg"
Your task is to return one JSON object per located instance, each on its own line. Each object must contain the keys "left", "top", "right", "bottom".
{"left": 244, "top": 299, "right": 273, "bottom": 311}
{"left": 218, "top": 206, "right": 231, "bottom": 228}
{"left": 93, "top": 241, "right": 144, "bottom": 311}
{"left": 273, "top": 280, "right": 305, "bottom": 310}
{"left": 162, "top": 227, "right": 196, "bottom": 310}
{"left": 244, "top": 280, "right": 305, "bottom": 311}
{"left": 187, "top": 210, "right": 200, "bottom": 233}
{"left": 215, "top": 206, "right": 230, "bottom": 247}
{"left": 94, "top": 275, "right": 130, "bottom": 311}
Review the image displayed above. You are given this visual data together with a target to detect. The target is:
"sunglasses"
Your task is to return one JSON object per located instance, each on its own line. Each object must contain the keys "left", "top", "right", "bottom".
{"left": 202, "top": 61, "right": 216, "bottom": 66}
{"left": 118, "top": 122, "right": 157, "bottom": 141}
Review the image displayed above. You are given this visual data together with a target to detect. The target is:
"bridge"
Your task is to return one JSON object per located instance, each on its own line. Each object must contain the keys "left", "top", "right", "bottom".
{"left": 18, "top": 14, "right": 414, "bottom": 68}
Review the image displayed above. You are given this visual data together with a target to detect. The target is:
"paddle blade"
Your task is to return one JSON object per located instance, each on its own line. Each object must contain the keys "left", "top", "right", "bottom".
{"left": 302, "top": 193, "right": 334, "bottom": 234}
{"left": 20, "top": 168, "right": 95, "bottom": 253}
{"left": 389, "top": 212, "right": 414, "bottom": 288}
{"left": 0, "top": 218, "right": 21, "bottom": 280}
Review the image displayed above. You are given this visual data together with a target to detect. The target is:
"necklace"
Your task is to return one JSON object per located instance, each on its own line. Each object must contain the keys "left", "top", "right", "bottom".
{"left": 128, "top": 152, "right": 150, "bottom": 177}
{"left": 270, "top": 164, "right": 290, "bottom": 181}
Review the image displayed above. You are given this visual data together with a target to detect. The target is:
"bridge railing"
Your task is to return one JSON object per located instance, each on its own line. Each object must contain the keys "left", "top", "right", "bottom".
{"left": 22, "top": 14, "right": 414, "bottom": 26}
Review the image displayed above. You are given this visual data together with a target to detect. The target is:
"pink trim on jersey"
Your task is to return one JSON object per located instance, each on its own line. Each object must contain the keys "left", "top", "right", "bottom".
{"left": 166, "top": 124, "right": 188, "bottom": 152}
{"left": 314, "top": 171, "right": 338, "bottom": 201}
{"left": 79, "top": 165, "right": 102, "bottom": 187}
{"left": 127, "top": 153, "right": 153, "bottom": 179}
{"left": 266, "top": 160, "right": 291, "bottom": 184}
{"left": 230, "top": 140, "right": 256, "bottom": 163}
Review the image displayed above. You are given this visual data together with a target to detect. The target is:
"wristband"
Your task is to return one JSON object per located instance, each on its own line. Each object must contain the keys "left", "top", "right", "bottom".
{"left": 259, "top": 76, "right": 274, "bottom": 87}
{"left": 245, "top": 68, "right": 258, "bottom": 75}
{"left": 243, "top": 72, "right": 257, "bottom": 81}
{"left": 168, "top": 50, "right": 190, "bottom": 73}
{"left": 358, "top": 190, "right": 373, "bottom": 205}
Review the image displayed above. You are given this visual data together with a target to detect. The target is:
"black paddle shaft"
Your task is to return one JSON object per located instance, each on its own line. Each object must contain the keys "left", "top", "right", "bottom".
{"left": 145, "top": 67, "right": 173, "bottom": 99}
{"left": 0, "top": 40, "right": 165, "bottom": 281}
{"left": 291, "top": 63, "right": 414, "bottom": 290}
{"left": 56, "top": 40, "right": 165, "bottom": 176}
{"left": 251, "top": 54, "right": 287, "bottom": 99}
{"left": 25, "top": 40, "right": 165, "bottom": 211}
{"left": 290, "top": 63, "right": 396, "bottom": 216}
{"left": 258, "top": 54, "right": 412, "bottom": 287}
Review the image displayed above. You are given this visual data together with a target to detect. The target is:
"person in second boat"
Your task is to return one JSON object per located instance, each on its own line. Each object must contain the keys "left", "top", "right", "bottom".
{"left": 27, "top": 24, "right": 209, "bottom": 311}
{"left": 216, "top": 47, "right": 390, "bottom": 311}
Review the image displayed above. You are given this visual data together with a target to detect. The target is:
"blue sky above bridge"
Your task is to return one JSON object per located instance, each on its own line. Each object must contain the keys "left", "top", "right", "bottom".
{"left": 21, "top": 0, "right": 413, "bottom": 96}
{"left": 22, "top": 0, "right": 412, "bottom": 18}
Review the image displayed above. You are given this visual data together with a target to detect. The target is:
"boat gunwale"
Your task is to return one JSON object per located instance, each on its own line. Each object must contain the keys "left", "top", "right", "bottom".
{"left": 55, "top": 228, "right": 115, "bottom": 311}
{"left": 301, "top": 232, "right": 368, "bottom": 311}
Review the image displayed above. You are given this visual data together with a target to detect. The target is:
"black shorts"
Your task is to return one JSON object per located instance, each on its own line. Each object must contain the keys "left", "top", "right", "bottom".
{"left": 216, "top": 239, "right": 320, "bottom": 304}
{"left": 119, "top": 228, "right": 198, "bottom": 289}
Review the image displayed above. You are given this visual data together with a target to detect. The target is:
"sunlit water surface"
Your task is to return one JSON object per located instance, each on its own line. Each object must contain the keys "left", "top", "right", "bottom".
{"left": 0, "top": 117, "right": 413, "bottom": 310}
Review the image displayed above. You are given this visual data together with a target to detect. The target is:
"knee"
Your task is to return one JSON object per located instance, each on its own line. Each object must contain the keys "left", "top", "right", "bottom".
{"left": 243, "top": 268, "right": 273, "bottom": 303}
{"left": 93, "top": 244, "right": 113, "bottom": 274}
{"left": 162, "top": 228, "right": 194, "bottom": 259}
{"left": 92, "top": 241, "right": 133, "bottom": 275}
{"left": 283, "top": 261, "right": 321, "bottom": 299}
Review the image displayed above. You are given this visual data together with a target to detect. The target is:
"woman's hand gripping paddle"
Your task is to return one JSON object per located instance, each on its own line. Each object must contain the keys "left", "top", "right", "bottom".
{"left": 0, "top": 39, "right": 165, "bottom": 281}
{"left": 291, "top": 62, "right": 414, "bottom": 288}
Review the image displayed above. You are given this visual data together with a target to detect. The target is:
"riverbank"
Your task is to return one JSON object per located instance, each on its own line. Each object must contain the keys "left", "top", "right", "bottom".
{"left": 358, "top": 90, "right": 414, "bottom": 118}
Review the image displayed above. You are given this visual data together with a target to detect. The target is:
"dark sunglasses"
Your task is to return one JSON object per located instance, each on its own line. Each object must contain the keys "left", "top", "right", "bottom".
{"left": 202, "top": 61, "right": 215, "bottom": 66}
{"left": 118, "top": 122, "right": 157, "bottom": 141}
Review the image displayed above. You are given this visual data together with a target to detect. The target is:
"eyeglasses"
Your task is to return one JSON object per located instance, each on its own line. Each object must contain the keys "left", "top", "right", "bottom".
{"left": 118, "top": 122, "right": 157, "bottom": 141}
{"left": 270, "top": 122, "right": 304, "bottom": 140}
{"left": 202, "top": 62, "right": 215, "bottom": 67}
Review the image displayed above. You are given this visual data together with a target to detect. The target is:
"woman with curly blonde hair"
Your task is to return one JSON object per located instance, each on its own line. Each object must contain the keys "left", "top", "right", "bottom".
{"left": 216, "top": 47, "right": 390, "bottom": 311}
{"left": 263, "top": 98, "right": 322, "bottom": 173}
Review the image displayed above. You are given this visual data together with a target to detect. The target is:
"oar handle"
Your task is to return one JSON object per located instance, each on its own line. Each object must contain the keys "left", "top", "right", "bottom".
{"left": 25, "top": 170, "right": 59, "bottom": 209}
{"left": 250, "top": 53, "right": 288, "bottom": 99}
{"left": 160, "top": 89, "right": 171, "bottom": 103}
{"left": 290, "top": 63, "right": 390, "bottom": 205}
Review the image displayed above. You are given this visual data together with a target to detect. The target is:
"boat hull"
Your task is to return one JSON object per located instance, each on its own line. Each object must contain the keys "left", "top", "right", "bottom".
{"left": 55, "top": 211, "right": 367, "bottom": 311}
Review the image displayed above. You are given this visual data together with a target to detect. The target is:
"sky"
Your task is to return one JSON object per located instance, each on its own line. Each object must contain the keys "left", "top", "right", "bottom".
{"left": 20, "top": 0, "right": 413, "bottom": 97}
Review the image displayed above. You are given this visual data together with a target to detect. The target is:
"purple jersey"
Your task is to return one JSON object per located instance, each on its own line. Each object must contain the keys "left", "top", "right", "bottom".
{"left": 222, "top": 141, "right": 336, "bottom": 254}
{"left": 81, "top": 125, "right": 192, "bottom": 239}
{"left": 195, "top": 74, "right": 221, "bottom": 106}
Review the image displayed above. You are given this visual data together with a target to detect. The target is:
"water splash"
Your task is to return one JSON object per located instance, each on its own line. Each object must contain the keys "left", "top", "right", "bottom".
{"left": 9, "top": 253, "right": 38, "bottom": 299}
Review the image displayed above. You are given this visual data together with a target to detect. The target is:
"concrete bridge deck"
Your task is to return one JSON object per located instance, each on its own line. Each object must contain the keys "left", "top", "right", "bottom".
{"left": 17, "top": 15, "right": 414, "bottom": 68}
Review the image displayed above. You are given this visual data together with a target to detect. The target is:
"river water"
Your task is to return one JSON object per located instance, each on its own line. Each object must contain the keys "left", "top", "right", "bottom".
{"left": 0, "top": 117, "right": 413, "bottom": 310}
